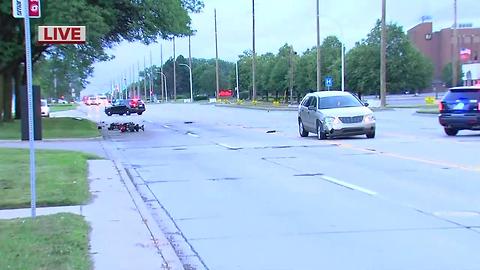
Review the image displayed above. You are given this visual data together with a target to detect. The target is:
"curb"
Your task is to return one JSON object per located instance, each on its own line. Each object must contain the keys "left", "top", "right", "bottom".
{"left": 0, "top": 136, "right": 103, "bottom": 143}
{"left": 100, "top": 140, "right": 185, "bottom": 270}
{"left": 215, "top": 104, "right": 297, "bottom": 111}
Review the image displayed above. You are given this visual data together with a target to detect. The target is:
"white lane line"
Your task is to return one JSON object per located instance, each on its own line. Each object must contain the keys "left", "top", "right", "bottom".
{"left": 187, "top": 132, "right": 200, "bottom": 138}
{"left": 163, "top": 125, "right": 170, "bottom": 128}
{"left": 321, "top": 176, "right": 378, "bottom": 196}
{"left": 216, "top": 143, "right": 242, "bottom": 150}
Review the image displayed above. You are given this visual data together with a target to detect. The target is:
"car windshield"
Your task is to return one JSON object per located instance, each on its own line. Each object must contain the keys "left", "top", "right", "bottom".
{"left": 319, "top": 95, "right": 363, "bottom": 109}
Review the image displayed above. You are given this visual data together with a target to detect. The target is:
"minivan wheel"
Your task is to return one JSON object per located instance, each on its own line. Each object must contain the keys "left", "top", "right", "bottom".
{"left": 126, "top": 110, "right": 131, "bottom": 116}
{"left": 317, "top": 122, "right": 327, "bottom": 140}
{"left": 298, "top": 119, "right": 309, "bottom": 137}
{"left": 444, "top": 128, "right": 458, "bottom": 136}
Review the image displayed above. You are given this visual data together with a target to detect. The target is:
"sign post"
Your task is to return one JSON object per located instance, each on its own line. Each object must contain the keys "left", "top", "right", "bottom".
{"left": 16, "top": 0, "right": 38, "bottom": 218}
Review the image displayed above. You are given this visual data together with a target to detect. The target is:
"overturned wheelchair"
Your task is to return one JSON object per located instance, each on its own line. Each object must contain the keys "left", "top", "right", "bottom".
{"left": 107, "top": 122, "right": 145, "bottom": 133}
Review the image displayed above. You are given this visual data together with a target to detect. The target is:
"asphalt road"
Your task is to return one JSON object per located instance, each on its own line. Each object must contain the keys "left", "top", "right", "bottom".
{"left": 87, "top": 103, "right": 480, "bottom": 270}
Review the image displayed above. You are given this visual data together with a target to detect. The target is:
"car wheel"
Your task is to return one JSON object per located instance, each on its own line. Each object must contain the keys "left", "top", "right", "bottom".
{"left": 366, "top": 130, "right": 376, "bottom": 139}
{"left": 137, "top": 112, "right": 143, "bottom": 116}
{"left": 106, "top": 111, "right": 112, "bottom": 116}
{"left": 126, "top": 110, "right": 131, "bottom": 116}
{"left": 298, "top": 119, "right": 308, "bottom": 137}
{"left": 444, "top": 128, "right": 458, "bottom": 136}
{"left": 317, "top": 121, "right": 327, "bottom": 140}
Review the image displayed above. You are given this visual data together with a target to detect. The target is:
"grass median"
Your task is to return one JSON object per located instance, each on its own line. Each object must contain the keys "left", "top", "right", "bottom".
{"left": 0, "top": 117, "right": 100, "bottom": 140}
{"left": 0, "top": 148, "right": 98, "bottom": 209}
{"left": 49, "top": 104, "right": 78, "bottom": 112}
{"left": 0, "top": 213, "right": 91, "bottom": 270}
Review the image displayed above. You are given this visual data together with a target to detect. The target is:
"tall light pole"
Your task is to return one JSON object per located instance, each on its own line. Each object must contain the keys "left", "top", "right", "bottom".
{"left": 159, "top": 72, "right": 168, "bottom": 102}
{"left": 160, "top": 44, "right": 165, "bottom": 101}
{"left": 214, "top": 9, "right": 220, "bottom": 98}
{"left": 180, "top": 64, "right": 194, "bottom": 103}
{"left": 236, "top": 61, "right": 240, "bottom": 100}
{"left": 341, "top": 44, "right": 345, "bottom": 91}
{"left": 289, "top": 46, "right": 296, "bottom": 104}
{"left": 173, "top": 37, "right": 177, "bottom": 100}
{"left": 316, "top": 0, "right": 321, "bottom": 91}
{"left": 380, "top": 0, "right": 387, "bottom": 108}
{"left": 452, "top": 0, "right": 458, "bottom": 87}
{"left": 252, "top": 0, "right": 257, "bottom": 100}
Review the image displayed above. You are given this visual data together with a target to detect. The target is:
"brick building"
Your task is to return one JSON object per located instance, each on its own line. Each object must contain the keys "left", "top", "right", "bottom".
{"left": 407, "top": 22, "right": 480, "bottom": 85}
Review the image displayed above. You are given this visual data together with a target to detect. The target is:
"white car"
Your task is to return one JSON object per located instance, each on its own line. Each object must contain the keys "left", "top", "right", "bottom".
{"left": 298, "top": 91, "right": 376, "bottom": 139}
{"left": 41, "top": 99, "right": 50, "bottom": 117}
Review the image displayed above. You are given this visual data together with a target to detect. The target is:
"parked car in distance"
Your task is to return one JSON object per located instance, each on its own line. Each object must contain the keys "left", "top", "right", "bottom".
{"left": 298, "top": 91, "right": 376, "bottom": 139}
{"left": 41, "top": 99, "right": 50, "bottom": 117}
{"left": 438, "top": 86, "right": 480, "bottom": 136}
{"left": 104, "top": 99, "right": 146, "bottom": 116}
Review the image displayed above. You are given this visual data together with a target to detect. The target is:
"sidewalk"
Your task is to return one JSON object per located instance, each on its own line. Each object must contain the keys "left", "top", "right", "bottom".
{"left": 0, "top": 159, "right": 182, "bottom": 270}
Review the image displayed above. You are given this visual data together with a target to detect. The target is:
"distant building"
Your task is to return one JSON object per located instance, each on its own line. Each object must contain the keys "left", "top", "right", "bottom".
{"left": 408, "top": 22, "right": 480, "bottom": 85}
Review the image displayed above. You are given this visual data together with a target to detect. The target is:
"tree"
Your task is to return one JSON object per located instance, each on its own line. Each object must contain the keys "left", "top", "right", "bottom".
{"left": 0, "top": 0, "right": 204, "bottom": 121}
{"left": 442, "top": 63, "right": 463, "bottom": 88}
{"left": 346, "top": 21, "right": 433, "bottom": 96}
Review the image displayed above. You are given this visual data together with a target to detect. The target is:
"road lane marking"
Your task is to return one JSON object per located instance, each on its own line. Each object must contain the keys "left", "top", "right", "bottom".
{"left": 334, "top": 142, "right": 480, "bottom": 172}
{"left": 216, "top": 143, "right": 242, "bottom": 150}
{"left": 187, "top": 132, "right": 200, "bottom": 138}
{"left": 321, "top": 176, "right": 378, "bottom": 196}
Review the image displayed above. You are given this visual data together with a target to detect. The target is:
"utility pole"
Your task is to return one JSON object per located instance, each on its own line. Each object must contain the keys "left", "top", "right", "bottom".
{"left": 143, "top": 56, "right": 147, "bottom": 100}
{"left": 289, "top": 46, "right": 294, "bottom": 104}
{"left": 341, "top": 44, "right": 345, "bottom": 91}
{"left": 215, "top": 9, "right": 220, "bottom": 98}
{"left": 316, "top": 0, "right": 321, "bottom": 91}
{"left": 161, "top": 44, "right": 165, "bottom": 101}
{"left": 380, "top": 0, "right": 387, "bottom": 108}
{"left": 137, "top": 61, "right": 140, "bottom": 98}
{"left": 173, "top": 37, "right": 177, "bottom": 100}
{"left": 452, "top": 0, "right": 458, "bottom": 87}
{"left": 236, "top": 61, "right": 240, "bottom": 100}
{"left": 252, "top": 0, "right": 257, "bottom": 100}
{"left": 150, "top": 50, "right": 153, "bottom": 101}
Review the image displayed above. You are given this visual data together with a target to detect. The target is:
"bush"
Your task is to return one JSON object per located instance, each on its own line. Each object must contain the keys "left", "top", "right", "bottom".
{"left": 239, "top": 91, "right": 250, "bottom": 100}
{"left": 194, "top": 94, "right": 209, "bottom": 101}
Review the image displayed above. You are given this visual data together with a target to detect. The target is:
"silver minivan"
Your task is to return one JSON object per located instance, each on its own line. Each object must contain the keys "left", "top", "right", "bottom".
{"left": 298, "top": 91, "right": 376, "bottom": 139}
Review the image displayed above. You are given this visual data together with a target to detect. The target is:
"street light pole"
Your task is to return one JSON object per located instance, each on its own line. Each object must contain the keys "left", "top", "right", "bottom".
{"left": 316, "top": 0, "right": 321, "bottom": 91}
{"left": 236, "top": 61, "right": 240, "bottom": 100}
{"left": 453, "top": 0, "right": 458, "bottom": 87}
{"left": 173, "top": 37, "right": 177, "bottom": 100}
{"left": 341, "top": 43, "right": 345, "bottom": 91}
{"left": 380, "top": 0, "right": 387, "bottom": 108}
{"left": 159, "top": 72, "right": 168, "bottom": 102}
{"left": 252, "top": 0, "right": 257, "bottom": 100}
{"left": 180, "top": 64, "right": 193, "bottom": 103}
{"left": 214, "top": 9, "right": 220, "bottom": 99}
{"left": 160, "top": 43, "right": 164, "bottom": 102}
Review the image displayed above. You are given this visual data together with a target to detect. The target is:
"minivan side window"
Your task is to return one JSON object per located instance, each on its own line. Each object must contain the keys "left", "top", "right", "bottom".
{"left": 302, "top": 96, "right": 312, "bottom": 107}
{"left": 310, "top": 97, "right": 317, "bottom": 109}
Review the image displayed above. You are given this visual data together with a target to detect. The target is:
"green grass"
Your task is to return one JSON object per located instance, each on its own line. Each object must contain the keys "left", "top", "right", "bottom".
{"left": 387, "top": 104, "right": 438, "bottom": 109}
{"left": 0, "top": 118, "right": 100, "bottom": 140}
{"left": 0, "top": 148, "right": 99, "bottom": 209}
{"left": 417, "top": 108, "right": 440, "bottom": 114}
{"left": 0, "top": 213, "right": 91, "bottom": 270}
{"left": 49, "top": 104, "right": 78, "bottom": 113}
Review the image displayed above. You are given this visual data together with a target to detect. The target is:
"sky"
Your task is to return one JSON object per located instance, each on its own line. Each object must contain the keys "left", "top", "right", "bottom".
{"left": 84, "top": 0, "right": 480, "bottom": 94}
